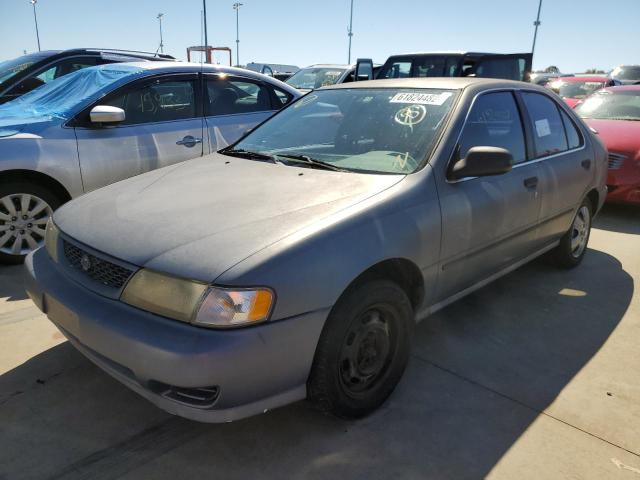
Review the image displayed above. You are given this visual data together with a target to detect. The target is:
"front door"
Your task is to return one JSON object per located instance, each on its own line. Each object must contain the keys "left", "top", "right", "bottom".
{"left": 434, "top": 91, "right": 541, "bottom": 302}
{"left": 75, "top": 74, "right": 203, "bottom": 192}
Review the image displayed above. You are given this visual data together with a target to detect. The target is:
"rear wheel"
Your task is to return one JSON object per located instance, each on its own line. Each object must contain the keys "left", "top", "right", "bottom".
{"left": 550, "top": 197, "right": 592, "bottom": 269}
{"left": 308, "top": 280, "right": 414, "bottom": 419}
{"left": 0, "top": 183, "right": 61, "bottom": 265}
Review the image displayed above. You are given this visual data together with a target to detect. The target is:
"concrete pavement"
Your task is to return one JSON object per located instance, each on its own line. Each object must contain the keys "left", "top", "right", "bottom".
{"left": 0, "top": 204, "right": 638, "bottom": 480}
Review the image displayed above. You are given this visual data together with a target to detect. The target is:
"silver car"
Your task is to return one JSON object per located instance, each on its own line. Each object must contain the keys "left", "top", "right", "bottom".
{"left": 0, "top": 62, "right": 299, "bottom": 263}
{"left": 25, "top": 78, "right": 607, "bottom": 423}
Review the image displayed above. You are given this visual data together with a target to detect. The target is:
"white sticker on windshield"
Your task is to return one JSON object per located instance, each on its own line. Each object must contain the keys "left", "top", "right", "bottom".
{"left": 535, "top": 118, "right": 551, "bottom": 137}
{"left": 389, "top": 92, "right": 452, "bottom": 105}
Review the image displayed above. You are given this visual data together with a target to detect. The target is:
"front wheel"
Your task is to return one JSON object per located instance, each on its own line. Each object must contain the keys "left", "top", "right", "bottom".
{"left": 0, "top": 183, "right": 61, "bottom": 265}
{"left": 307, "top": 280, "right": 414, "bottom": 419}
{"left": 550, "top": 198, "right": 592, "bottom": 269}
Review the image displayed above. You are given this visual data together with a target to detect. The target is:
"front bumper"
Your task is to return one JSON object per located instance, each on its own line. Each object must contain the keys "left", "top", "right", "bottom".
{"left": 24, "top": 248, "right": 329, "bottom": 423}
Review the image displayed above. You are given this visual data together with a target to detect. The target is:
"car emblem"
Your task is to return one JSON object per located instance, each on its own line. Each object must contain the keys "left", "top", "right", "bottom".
{"left": 80, "top": 254, "right": 92, "bottom": 272}
{"left": 394, "top": 104, "right": 427, "bottom": 127}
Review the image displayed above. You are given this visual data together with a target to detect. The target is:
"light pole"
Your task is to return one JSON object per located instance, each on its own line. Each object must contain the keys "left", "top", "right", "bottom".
{"left": 233, "top": 3, "right": 243, "bottom": 66}
{"left": 347, "top": 0, "right": 354, "bottom": 64}
{"left": 30, "top": 0, "right": 41, "bottom": 52}
{"left": 531, "top": 0, "right": 543, "bottom": 57}
{"left": 157, "top": 13, "right": 164, "bottom": 54}
{"left": 203, "top": 0, "right": 209, "bottom": 49}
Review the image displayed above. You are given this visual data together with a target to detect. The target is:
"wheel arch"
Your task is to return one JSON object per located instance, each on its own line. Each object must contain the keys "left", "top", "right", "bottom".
{"left": 0, "top": 169, "right": 72, "bottom": 204}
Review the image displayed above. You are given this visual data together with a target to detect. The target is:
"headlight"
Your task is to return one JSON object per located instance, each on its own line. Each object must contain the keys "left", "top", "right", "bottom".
{"left": 121, "top": 269, "right": 274, "bottom": 328}
{"left": 44, "top": 218, "right": 59, "bottom": 262}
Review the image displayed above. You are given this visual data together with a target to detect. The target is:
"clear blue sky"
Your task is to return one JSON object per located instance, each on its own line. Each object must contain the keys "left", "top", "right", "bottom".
{"left": 1, "top": 0, "right": 638, "bottom": 72}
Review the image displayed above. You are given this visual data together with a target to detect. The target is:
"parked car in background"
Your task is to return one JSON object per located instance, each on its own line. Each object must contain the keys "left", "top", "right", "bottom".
{"left": 244, "top": 62, "right": 299, "bottom": 81}
{"left": 547, "top": 76, "right": 621, "bottom": 108}
{"left": 0, "top": 62, "right": 299, "bottom": 264}
{"left": 609, "top": 65, "right": 640, "bottom": 85}
{"left": 25, "top": 77, "right": 606, "bottom": 423}
{"left": 285, "top": 64, "right": 381, "bottom": 93}
{"left": 576, "top": 85, "right": 640, "bottom": 204}
{"left": 0, "top": 48, "right": 175, "bottom": 105}
{"left": 362, "top": 51, "right": 532, "bottom": 82}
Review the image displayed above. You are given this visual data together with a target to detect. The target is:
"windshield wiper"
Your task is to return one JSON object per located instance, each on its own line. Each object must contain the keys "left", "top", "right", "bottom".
{"left": 221, "top": 148, "right": 279, "bottom": 163}
{"left": 274, "top": 153, "right": 349, "bottom": 172}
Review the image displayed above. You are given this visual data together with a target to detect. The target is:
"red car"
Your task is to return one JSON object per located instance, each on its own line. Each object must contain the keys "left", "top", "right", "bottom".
{"left": 549, "top": 76, "right": 620, "bottom": 108}
{"left": 575, "top": 86, "right": 640, "bottom": 205}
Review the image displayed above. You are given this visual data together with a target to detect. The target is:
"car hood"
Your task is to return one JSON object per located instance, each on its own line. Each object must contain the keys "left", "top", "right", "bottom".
{"left": 55, "top": 153, "right": 405, "bottom": 282}
{"left": 585, "top": 118, "right": 640, "bottom": 153}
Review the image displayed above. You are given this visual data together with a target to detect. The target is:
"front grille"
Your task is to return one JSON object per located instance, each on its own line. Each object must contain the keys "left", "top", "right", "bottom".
{"left": 608, "top": 152, "right": 627, "bottom": 170}
{"left": 63, "top": 240, "right": 134, "bottom": 289}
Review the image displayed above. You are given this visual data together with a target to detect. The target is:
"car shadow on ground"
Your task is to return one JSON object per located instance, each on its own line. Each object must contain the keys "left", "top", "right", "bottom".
{"left": 0, "top": 248, "right": 634, "bottom": 480}
{"left": 0, "top": 265, "right": 28, "bottom": 301}
{"left": 593, "top": 203, "right": 640, "bottom": 234}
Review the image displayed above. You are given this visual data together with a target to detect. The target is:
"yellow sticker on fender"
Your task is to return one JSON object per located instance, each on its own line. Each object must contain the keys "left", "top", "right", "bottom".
{"left": 390, "top": 92, "right": 452, "bottom": 105}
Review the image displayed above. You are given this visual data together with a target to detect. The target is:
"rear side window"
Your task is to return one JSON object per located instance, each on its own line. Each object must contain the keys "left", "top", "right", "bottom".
{"left": 459, "top": 91, "right": 526, "bottom": 164}
{"left": 521, "top": 92, "right": 567, "bottom": 157}
{"left": 206, "top": 78, "right": 272, "bottom": 116}
{"left": 559, "top": 109, "right": 582, "bottom": 149}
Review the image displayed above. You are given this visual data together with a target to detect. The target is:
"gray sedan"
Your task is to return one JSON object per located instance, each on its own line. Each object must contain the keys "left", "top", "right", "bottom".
{"left": 24, "top": 77, "right": 607, "bottom": 422}
{"left": 0, "top": 62, "right": 299, "bottom": 264}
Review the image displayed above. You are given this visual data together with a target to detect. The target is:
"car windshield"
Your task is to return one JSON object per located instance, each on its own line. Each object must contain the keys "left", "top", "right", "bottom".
{"left": 0, "top": 64, "right": 144, "bottom": 122}
{"left": 286, "top": 68, "right": 348, "bottom": 90}
{"left": 610, "top": 66, "right": 640, "bottom": 81}
{"left": 575, "top": 90, "right": 640, "bottom": 121}
{"left": 558, "top": 81, "right": 606, "bottom": 99}
{"left": 0, "top": 52, "right": 49, "bottom": 84}
{"left": 228, "top": 87, "right": 457, "bottom": 174}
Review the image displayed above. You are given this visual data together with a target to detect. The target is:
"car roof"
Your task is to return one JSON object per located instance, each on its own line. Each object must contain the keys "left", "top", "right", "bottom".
{"left": 322, "top": 77, "right": 533, "bottom": 91}
{"left": 302, "top": 64, "right": 353, "bottom": 69}
{"left": 386, "top": 51, "right": 496, "bottom": 58}
{"left": 558, "top": 76, "right": 608, "bottom": 82}
{"left": 601, "top": 85, "right": 640, "bottom": 93}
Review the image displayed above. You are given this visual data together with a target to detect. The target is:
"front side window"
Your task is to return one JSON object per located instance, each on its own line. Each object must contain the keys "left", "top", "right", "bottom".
{"left": 475, "top": 58, "right": 526, "bottom": 81}
{"left": 229, "top": 88, "right": 457, "bottom": 174}
{"left": 459, "top": 91, "right": 526, "bottom": 164}
{"left": 413, "top": 56, "right": 448, "bottom": 77}
{"left": 105, "top": 78, "right": 196, "bottom": 125}
{"left": 379, "top": 61, "right": 411, "bottom": 79}
{"left": 206, "top": 78, "right": 272, "bottom": 116}
{"left": 575, "top": 90, "right": 640, "bottom": 121}
{"left": 521, "top": 92, "right": 568, "bottom": 158}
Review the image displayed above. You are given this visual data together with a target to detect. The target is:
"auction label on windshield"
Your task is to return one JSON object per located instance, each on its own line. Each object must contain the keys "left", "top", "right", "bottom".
{"left": 390, "top": 92, "right": 452, "bottom": 105}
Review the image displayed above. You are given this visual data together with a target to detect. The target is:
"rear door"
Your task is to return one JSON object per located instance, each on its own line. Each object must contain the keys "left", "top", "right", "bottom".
{"left": 74, "top": 73, "right": 204, "bottom": 192}
{"left": 473, "top": 54, "right": 533, "bottom": 81}
{"left": 434, "top": 90, "right": 541, "bottom": 301}
{"left": 203, "top": 74, "right": 279, "bottom": 152}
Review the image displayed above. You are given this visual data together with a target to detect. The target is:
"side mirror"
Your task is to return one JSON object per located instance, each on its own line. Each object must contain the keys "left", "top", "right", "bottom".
{"left": 90, "top": 105, "right": 125, "bottom": 124}
{"left": 450, "top": 146, "right": 513, "bottom": 180}
{"left": 354, "top": 58, "right": 374, "bottom": 82}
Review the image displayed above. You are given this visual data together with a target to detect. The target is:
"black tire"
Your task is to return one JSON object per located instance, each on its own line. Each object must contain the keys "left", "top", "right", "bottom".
{"left": 550, "top": 197, "right": 593, "bottom": 269}
{"left": 307, "top": 279, "right": 414, "bottom": 419}
{"left": 0, "top": 181, "right": 63, "bottom": 265}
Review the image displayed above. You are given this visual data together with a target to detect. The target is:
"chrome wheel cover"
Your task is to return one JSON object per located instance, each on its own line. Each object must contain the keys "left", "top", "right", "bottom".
{"left": 0, "top": 193, "right": 52, "bottom": 256}
{"left": 570, "top": 205, "right": 590, "bottom": 258}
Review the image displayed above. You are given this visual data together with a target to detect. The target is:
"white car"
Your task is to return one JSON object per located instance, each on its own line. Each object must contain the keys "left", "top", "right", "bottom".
{"left": 0, "top": 62, "right": 300, "bottom": 263}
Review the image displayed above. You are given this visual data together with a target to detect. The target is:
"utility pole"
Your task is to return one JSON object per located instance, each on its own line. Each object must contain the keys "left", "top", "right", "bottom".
{"left": 203, "top": 0, "right": 209, "bottom": 50}
{"left": 531, "top": 0, "right": 543, "bottom": 57}
{"left": 30, "top": 0, "right": 41, "bottom": 52}
{"left": 157, "top": 13, "right": 164, "bottom": 54}
{"left": 233, "top": 3, "right": 243, "bottom": 67}
{"left": 347, "top": 0, "right": 354, "bottom": 64}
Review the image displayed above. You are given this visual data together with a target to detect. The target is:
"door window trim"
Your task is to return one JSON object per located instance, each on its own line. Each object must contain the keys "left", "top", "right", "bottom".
{"left": 447, "top": 87, "right": 587, "bottom": 184}
{"left": 68, "top": 72, "right": 203, "bottom": 129}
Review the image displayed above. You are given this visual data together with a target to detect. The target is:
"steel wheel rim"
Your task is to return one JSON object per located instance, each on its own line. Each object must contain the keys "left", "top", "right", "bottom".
{"left": 0, "top": 193, "right": 52, "bottom": 256}
{"left": 570, "top": 205, "right": 590, "bottom": 258}
{"left": 339, "top": 306, "right": 396, "bottom": 395}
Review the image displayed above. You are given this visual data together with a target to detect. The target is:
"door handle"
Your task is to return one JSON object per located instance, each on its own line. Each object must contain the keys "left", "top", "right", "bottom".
{"left": 581, "top": 159, "right": 592, "bottom": 170}
{"left": 176, "top": 136, "right": 202, "bottom": 148}
{"left": 523, "top": 176, "right": 538, "bottom": 190}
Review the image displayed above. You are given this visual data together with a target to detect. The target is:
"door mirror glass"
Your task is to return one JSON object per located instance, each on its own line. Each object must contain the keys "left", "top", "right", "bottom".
{"left": 355, "top": 58, "right": 374, "bottom": 81}
{"left": 90, "top": 105, "right": 126, "bottom": 124}
{"left": 450, "top": 146, "right": 513, "bottom": 179}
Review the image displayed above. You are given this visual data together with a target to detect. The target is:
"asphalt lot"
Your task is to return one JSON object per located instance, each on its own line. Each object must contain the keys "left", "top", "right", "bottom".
{"left": 0, "top": 204, "right": 638, "bottom": 480}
